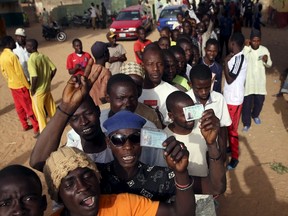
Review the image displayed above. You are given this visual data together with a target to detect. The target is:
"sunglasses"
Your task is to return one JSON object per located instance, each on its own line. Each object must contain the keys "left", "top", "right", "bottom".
{"left": 109, "top": 132, "right": 141, "bottom": 147}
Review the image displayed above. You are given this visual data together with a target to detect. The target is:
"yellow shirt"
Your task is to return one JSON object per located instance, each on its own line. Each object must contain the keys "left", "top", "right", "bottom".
{"left": 51, "top": 193, "right": 159, "bottom": 216}
{"left": 28, "top": 52, "right": 56, "bottom": 95}
{"left": 0, "top": 48, "right": 30, "bottom": 89}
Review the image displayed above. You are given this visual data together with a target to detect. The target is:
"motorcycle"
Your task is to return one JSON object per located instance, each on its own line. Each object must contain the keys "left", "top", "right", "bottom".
{"left": 71, "top": 13, "right": 91, "bottom": 27}
{"left": 42, "top": 21, "right": 67, "bottom": 42}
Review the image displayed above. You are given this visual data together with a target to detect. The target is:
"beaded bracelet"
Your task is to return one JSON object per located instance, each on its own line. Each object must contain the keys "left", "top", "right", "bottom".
{"left": 57, "top": 106, "right": 72, "bottom": 117}
{"left": 174, "top": 177, "right": 194, "bottom": 191}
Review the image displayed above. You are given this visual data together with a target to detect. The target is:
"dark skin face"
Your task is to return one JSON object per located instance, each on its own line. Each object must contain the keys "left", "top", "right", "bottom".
{"left": 191, "top": 78, "right": 211, "bottom": 105}
{"left": 179, "top": 42, "right": 193, "bottom": 63}
{"left": 168, "top": 99, "right": 195, "bottom": 135}
{"left": 173, "top": 52, "right": 186, "bottom": 74}
{"left": 177, "top": 14, "right": 184, "bottom": 23}
{"left": 142, "top": 49, "right": 164, "bottom": 88}
{"left": 163, "top": 54, "right": 177, "bottom": 83}
{"left": 137, "top": 29, "right": 146, "bottom": 42}
{"left": 69, "top": 101, "right": 101, "bottom": 141}
{"left": 158, "top": 38, "right": 170, "bottom": 50}
{"left": 25, "top": 41, "right": 34, "bottom": 53}
{"left": 204, "top": 44, "right": 218, "bottom": 64}
{"left": 107, "top": 128, "right": 142, "bottom": 179}
{"left": 0, "top": 176, "right": 47, "bottom": 216}
{"left": 183, "top": 22, "right": 192, "bottom": 35}
{"left": 160, "top": 30, "right": 170, "bottom": 38}
{"left": 196, "top": 22, "right": 206, "bottom": 35}
{"left": 107, "top": 82, "right": 138, "bottom": 114}
{"left": 191, "top": 46, "right": 200, "bottom": 66}
{"left": 250, "top": 36, "right": 261, "bottom": 50}
{"left": 73, "top": 41, "right": 83, "bottom": 54}
{"left": 107, "top": 36, "right": 116, "bottom": 47}
{"left": 59, "top": 167, "right": 100, "bottom": 216}
{"left": 171, "top": 30, "right": 180, "bottom": 41}
{"left": 15, "top": 35, "right": 26, "bottom": 47}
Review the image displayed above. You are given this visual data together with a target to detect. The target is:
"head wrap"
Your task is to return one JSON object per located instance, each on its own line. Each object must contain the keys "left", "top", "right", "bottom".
{"left": 103, "top": 110, "right": 146, "bottom": 135}
{"left": 119, "top": 62, "right": 145, "bottom": 78}
{"left": 43, "top": 147, "right": 101, "bottom": 202}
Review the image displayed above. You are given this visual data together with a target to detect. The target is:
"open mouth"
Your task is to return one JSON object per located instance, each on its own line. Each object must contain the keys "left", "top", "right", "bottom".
{"left": 82, "top": 127, "right": 93, "bottom": 135}
{"left": 80, "top": 196, "right": 95, "bottom": 207}
{"left": 122, "top": 155, "right": 136, "bottom": 163}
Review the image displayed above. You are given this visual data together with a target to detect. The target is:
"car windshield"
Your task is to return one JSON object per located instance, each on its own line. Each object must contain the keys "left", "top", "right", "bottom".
{"left": 159, "top": 9, "right": 181, "bottom": 19}
{"left": 116, "top": 11, "right": 140, "bottom": 21}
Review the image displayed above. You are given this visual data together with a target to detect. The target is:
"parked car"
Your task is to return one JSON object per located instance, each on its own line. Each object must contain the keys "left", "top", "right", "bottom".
{"left": 109, "top": 5, "right": 153, "bottom": 40}
{"left": 157, "top": 5, "right": 186, "bottom": 31}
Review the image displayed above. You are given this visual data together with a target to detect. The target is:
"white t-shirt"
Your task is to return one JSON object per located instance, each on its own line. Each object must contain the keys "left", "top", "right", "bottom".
{"left": 13, "top": 42, "right": 30, "bottom": 81}
{"left": 164, "top": 126, "right": 208, "bottom": 177}
{"left": 138, "top": 81, "right": 178, "bottom": 125}
{"left": 186, "top": 90, "right": 232, "bottom": 127}
{"left": 223, "top": 51, "right": 247, "bottom": 105}
{"left": 108, "top": 44, "right": 126, "bottom": 75}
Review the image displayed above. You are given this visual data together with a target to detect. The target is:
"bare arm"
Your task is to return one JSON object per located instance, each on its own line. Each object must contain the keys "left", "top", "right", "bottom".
{"left": 30, "top": 76, "right": 38, "bottom": 96}
{"left": 198, "top": 109, "right": 226, "bottom": 195}
{"left": 30, "top": 66, "right": 103, "bottom": 171}
{"left": 156, "top": 137, "right": 196, "bottom": 216}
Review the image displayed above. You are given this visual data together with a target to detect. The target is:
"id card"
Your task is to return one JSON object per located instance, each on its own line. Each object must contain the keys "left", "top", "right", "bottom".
{"left": 140, "top": 128, "right": 167, "bottom": 149}
{"left": 183, "top": 104, "right": 204, "bottom": 121}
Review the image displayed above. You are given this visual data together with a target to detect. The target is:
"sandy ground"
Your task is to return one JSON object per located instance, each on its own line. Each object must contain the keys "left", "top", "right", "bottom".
{"left": 0, "top": 23, "right": 288, "bottom": 216}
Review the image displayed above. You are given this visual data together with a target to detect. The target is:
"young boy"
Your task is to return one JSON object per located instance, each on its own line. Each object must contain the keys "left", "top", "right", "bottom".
{"left": 134, "top": 26, "right": 152, "bottom": 64}
{"left": 0, "top": 165, "right": 47, "bottom": 216}
{"left": 165, "top": 91, "right": 224, "bottom": 215}
{"left": 200, "top": 38, "right": 223, "bottom": 93}
{"left": 242, "top": 29, "right": 272, "bottom": 131}
{"left": 106, "top": 31, "right": 127, "bottom": 75}
{"left": 186, "top": 64, "right": 232, "bottom": 163}
{"left": 223, "top": 32, "right": 247, "bottom": 170}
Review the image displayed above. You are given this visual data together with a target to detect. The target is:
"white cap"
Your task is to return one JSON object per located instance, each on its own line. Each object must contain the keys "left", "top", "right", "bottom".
{"left": 15, "top": 28, "right": 26, "bottom": 37}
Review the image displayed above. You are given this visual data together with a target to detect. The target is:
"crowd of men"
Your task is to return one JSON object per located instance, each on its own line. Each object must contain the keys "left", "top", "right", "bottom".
{"left": 0, "top": 0, "right": 273, "bottom": 215}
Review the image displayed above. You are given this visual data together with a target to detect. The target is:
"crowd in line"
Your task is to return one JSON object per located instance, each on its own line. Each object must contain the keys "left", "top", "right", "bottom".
{"left": 0, "top": 0, "right": 274, "bottom": 215}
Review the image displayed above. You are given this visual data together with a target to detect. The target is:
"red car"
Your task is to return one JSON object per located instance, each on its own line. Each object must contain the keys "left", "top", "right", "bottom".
{"left": 109, "top": 5, "right": 153, "bottom": 40}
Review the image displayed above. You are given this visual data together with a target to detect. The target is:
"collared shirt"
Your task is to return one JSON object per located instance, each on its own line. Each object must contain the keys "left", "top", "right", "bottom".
{"left": 13, "top": 42, "right": 30, "bottom": 81}
{"left": 186, "top": 90, "right": 232, "bottom": 127}
{"left": 0, "top": 48, "right": 30, "bottom": 89}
